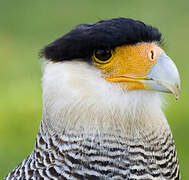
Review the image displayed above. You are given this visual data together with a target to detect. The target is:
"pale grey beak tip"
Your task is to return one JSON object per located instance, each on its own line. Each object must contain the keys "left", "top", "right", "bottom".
{"left": 146, "top": 53, "right": 181, "bottom": 99}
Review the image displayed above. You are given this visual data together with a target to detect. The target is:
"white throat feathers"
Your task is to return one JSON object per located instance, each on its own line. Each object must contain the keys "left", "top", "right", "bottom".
{"left": 42, "top": 60, "right": 169, "bottom": 139}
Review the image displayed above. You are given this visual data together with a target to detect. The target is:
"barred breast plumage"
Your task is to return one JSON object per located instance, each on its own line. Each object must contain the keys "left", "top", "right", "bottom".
{"left": 5, "top": 121, "right": 180, "bottom": 180}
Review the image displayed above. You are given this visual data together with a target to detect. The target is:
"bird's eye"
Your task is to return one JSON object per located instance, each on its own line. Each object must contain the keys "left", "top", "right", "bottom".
{"left": 93, "top": 49, "right": 112, "bottom": 63}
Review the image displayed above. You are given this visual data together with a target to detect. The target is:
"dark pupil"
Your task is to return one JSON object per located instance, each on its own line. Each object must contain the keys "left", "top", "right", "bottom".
{"left": 95, "top": 49, "right": 112, "bottom": 61}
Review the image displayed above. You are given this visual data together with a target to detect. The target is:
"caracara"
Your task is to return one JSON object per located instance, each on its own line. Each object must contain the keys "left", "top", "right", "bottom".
{"left": 5, "top": 18, "right": 180, "bottom": 180}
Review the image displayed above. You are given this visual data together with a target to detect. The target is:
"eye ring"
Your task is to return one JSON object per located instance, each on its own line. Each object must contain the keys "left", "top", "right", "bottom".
{"left": 93, "top": 49, "right": 112, "bottom": 63}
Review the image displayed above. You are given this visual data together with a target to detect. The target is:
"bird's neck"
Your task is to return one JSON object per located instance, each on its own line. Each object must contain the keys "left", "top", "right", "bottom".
{"left": 41, "top": 61, "right": 170, "bottom": 140}
{"left": 41, "top": 91, "right": 169, "bottom": 140}
{"left": 41, "top": 61, "right": 169, "bottom": 140}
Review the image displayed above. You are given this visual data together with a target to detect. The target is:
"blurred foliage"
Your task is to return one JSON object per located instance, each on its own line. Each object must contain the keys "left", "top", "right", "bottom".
{"left": 0, "top": 0, "right": 189, "bottom": 179}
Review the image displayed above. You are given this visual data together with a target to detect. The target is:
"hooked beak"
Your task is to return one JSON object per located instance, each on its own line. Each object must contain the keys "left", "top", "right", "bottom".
{"left": 143, "top": 53, "right": 180, "bottom": 99}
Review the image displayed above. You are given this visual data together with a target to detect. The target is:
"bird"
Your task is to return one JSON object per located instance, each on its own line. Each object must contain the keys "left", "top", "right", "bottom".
{"left": 4, "top": 18, "right": 181, "bottom": 180}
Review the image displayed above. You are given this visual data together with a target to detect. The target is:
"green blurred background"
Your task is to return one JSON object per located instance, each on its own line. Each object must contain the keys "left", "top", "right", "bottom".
{"left": 0, "top": 0, "right": 189, "bottom": 179}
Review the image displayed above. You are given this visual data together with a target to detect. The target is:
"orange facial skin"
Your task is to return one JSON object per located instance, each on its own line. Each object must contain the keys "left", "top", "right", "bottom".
{"left": 93, "top": 42, "right": 164, "bottom": 91}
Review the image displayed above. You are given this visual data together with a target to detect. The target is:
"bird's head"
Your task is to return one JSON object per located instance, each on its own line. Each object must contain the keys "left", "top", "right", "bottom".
{"left": 40, "top": 18, "right": 180, "bottom": 133}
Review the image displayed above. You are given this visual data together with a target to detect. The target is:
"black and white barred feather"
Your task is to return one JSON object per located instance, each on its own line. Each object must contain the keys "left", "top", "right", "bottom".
{"left": 5, "top": 120, "right": 180, "bottom": 180}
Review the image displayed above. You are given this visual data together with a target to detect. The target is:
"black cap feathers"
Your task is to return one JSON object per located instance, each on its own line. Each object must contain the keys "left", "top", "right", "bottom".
{"left": 41, "top": 18, "right": 161, "bottom": 62}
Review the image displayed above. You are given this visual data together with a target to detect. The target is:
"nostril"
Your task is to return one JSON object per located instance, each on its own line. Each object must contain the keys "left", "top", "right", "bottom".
{"left": 151, "top": 50, "right": 154, "bottom": 59}
{"left": 149, "top": 49, "right": 155, "bottom": 61}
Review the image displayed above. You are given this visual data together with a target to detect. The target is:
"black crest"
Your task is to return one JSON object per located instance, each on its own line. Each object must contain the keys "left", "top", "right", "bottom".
{"left": 41, "top": 18, "right": 162, "bottom": 62}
